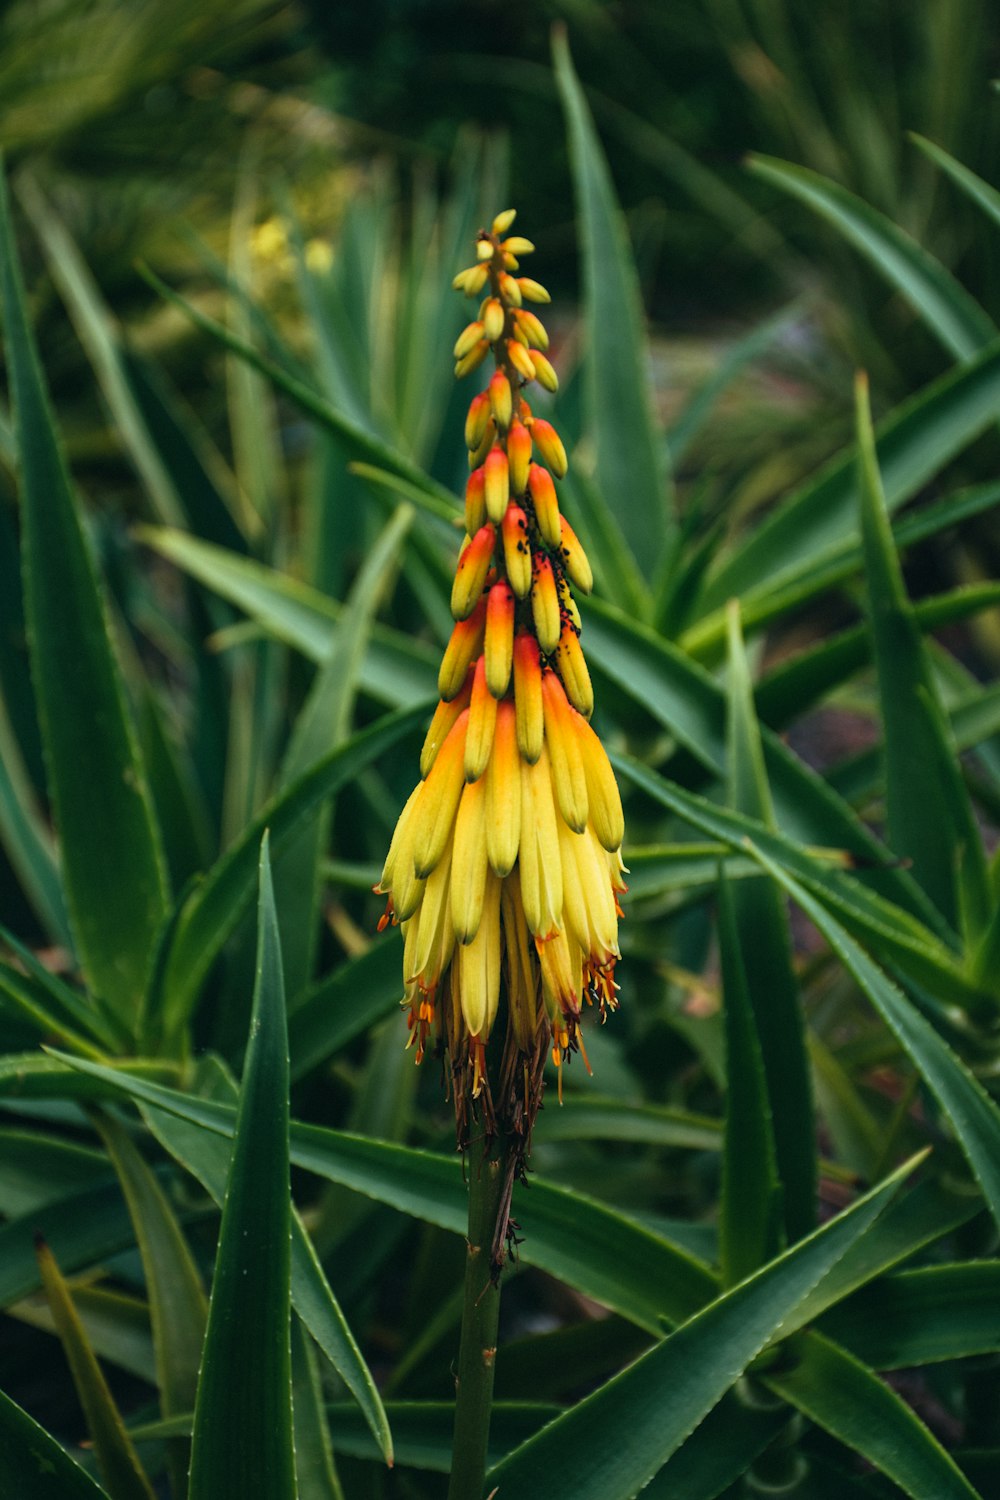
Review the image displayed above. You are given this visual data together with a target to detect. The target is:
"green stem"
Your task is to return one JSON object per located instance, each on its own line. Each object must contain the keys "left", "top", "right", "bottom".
{"left": 448, "top": 1128, "right": 507, "bottom": 1500}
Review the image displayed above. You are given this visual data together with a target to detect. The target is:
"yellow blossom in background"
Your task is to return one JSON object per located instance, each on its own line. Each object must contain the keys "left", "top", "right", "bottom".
{"left": 377, "top": 210, "right": 625, "bottom": 1165}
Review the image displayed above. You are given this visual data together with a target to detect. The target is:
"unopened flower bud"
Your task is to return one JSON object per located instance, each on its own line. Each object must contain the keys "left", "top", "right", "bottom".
{"left": 451, "top": 523, "right": 496, "bottom": 620}
{"left": 502, "top": 236, "right": 535, "bottom": 256}
{"left": 513, "top": 632, "right": 544, "bottom": 763}
{"left": 482, "top": 298, "right": 505, "bottom": 343}
{"left": 439, "top": 599, "right": 487, "bottom": 701}
{"left": 507, "top": 420, "right": 532, "bottom": 494}
{"left": 559, "top": 516, "right": 593, "bottom": 594}
{"left": 556, "top": 622, "right": 594, "bottom": 718}
{"left": 530, "top": 418, "right": 568, "bottom": 478}
{"left": 498, "top": 273, "right": 522, "bottom": 306}
{"left": 507, "top": 340, "right": 536, "bottom": 382}
{"left": 531, "top": 554, "right": 561, "bottom": 655}
{"left": 517, "top": 277, "right": 551, "bottom": 304}
{"left": 465, "top": 468, "right": 486, "bottom": 533}
{"left": 468, "top": 417, "right": 497, "bottom": 471}
{"left": 454, "top": 321, "right": 485, "bottom": 360}
{"left": 464, "top": 390, "right": 491, "bottom": 451}
{"left": 515, "top": 309, "right": 549, "bottom": 350}
{"left": 465, "top": 657, "right": 499, "bottom": 782}
{"left": 485, "top": 580, "right": 515, "bottom": 697}
{"left": 528, "top": 464, "right": 561, "bottom": 547}
{"left": 484, "top": 447, "right": 510, "bottom": 524}
{"left": 420, "top": 673, "right": 473, "bottom": 777}
{"left": 488, "top": 370, "right": 513, "bottom": 429}
{"left": 531, "top": 351, "right": 559, "bottom": 392}
{"left": 492, "top": 208, "right": 517, "bottom": 235}
{"left": 542, "top": 672, "right": 589, "bottom": 833}
{"left": 455, "top": 341, "right": 489, "bottom": 379}
{"left": 501, "top": 503, "right": 532, "bottom": 598}
{"left": 476, "top": 237, "right": 494, "bottom": 262}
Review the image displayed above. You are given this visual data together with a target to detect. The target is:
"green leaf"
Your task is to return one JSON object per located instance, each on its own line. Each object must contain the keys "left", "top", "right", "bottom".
{"left": 717, "top": 870, "right": 783, "bottom": 1284}
{"left": 821, "top": 1262, "right": 1000, "bottom": 1368}
{"left": 95, "top": 1113, "right": 207, "bottom": 1496}
{"left": 0, "top": 1386, "right": 110, "bottom": 1499}
{"left": 700, "top": 340, "right": 1000, "bottom": 616}
{"left": 747, "top": 155, "right": 996, "bottom": 361}
{"left": 138, "top": 526, "right": 438, "bottom": 705}
{"left": 188, "top": 835, "right": 296, "bottom": 1500}
{"left": 856, "top": 372, "right": 981, "bottom": 928}
{"left": 752, "top": 845, "right": 1000, "bottom": 1230}
{"left": 725, "top": 601, "right": 815, "bottom": 1241}
{"left": 140, "top": 1071, "right": 393, "bottom": 1466}
{"left": 908, "top": 134, "right": 1000, "bottom": 234}
{"left": 767, "top": 1332, "right": 980, "bottom": 1500}
{"left": 291, "top": 1321, "right": 344, "bottom": 1500}
{"left": 553, "top": 29, "right": 674, "bottom": 584}
{"left": 0, "top": 1128, "right": 109, "bottom": 1216}
{"left": 36, "top": 1237, "right": 156, "bottom": 1500}
{"left": 10, "top": 1284, "right": 154, "bottom": 1384}
{"left": 0, "top": 685, "right": 70, "bottom": 947}
{"left": 159, "top": 703, "right": 428, "bottom": 1033}
{"left": 0, "top": 166, "right": 168, "bottom": 1027}
{"left": 486, "top": 1161, "right": 914, "bottom": 1500}
{"left": 0, "top": 1054, "right": 179, "bottom": 1105}
{"left": 532, "top": 1096, "right": 721, "bottom": 1152}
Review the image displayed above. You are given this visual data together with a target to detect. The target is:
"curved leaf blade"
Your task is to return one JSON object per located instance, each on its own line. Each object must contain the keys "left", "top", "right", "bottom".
{"left": 0, "top": 1386, "right": 110, "bottom": 1499}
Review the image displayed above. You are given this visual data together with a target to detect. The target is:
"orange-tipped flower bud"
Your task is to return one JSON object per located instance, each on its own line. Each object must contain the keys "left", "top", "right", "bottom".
{"left": 453, "top": 264, "right": 489, "bottom": 295}
{"left": 468, "top": 418, "right": 497, "bottom": 471}
{"left": 559, "top": 516, "right": 593, "bottom": 594}
{"left": 465, "top": 468, "right": 486, "bottom": 533}
{"left": 517, "top": 277, "right": 551, "bottom": 304}
{"left": 485, "top": 580, "right": 515, "bottom": 698}
{"left": 498, "top": 272, "right": 522, "bottom": 306}
{"left": 488, "top": 370, "right": 513, "bottom": 429}
{"left": 507, "top": 420, "right": 532, "bottom": 495}
{"left": 454, "top": 321, "right": 485, "bottom": 360}
{"left": 484, "top": 446, "right": 510, "bottom": 524}
{"left": 419, "top": 671, "right": 473, "bottom": 777}
{"left": 465, "top": 656, "right": 498, "bottom": 782}
{"left": 483, "top": 298, "right": 505, "bottom": 343}
{"left": 492, "top": 208, "right": 517, "bottom": 236}
{"left": 531, "top": 351, "right": 559, "bottom": 393}
{"left": 485, "top": 701, "right": 521, "bottom": 877}
{"left": 507, "top": 340, "right": 536, "bottom": 382}
{"left": 530, "top": 419, "right": 568, "bottom": 478}
{"left": 528, "top": 463, "right": 561, "bottom": 548}
{"left": 464, "top": 390, "right": 491, "bottom": 451}
{"left": 556, "top": 621, "right": 594, "bottom": 718}
{"left": 515, "top": 309, "right": 549, "bottom": 350}
{"left": 455, "top": 341, "right": 489, "bottom": 379}
{"left": 503, "top": 236, "right": 535, "bottom": 256}
{"left": 501, "top": 504, "right": 532, "bottom": 598}
{"left": 439, "top": 598, "right": 487, "bottom": 701}
{"left": 531, "top": 554, "right": 561, "bottom": 655}
{"left": 541, "top": 672, "right": 589, "bottom": 833}
{"left": 451, "top": 523, "right": 496, "bottom": 620}
{"left": 513, "top": 632, "right": 544, "bottom": 763}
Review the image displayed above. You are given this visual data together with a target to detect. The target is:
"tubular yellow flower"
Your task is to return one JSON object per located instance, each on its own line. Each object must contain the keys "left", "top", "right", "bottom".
{"left": 377, "top": 212, "right": 625, "bottom": 1214}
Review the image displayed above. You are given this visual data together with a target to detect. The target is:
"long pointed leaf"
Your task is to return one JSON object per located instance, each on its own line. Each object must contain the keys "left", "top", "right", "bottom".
{"left": 0, "top": 1387, "right": 109, "bottom": 1499}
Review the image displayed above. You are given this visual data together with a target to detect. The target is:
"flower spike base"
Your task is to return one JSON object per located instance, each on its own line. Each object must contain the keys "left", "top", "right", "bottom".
{"left": 378, "top": 208, "right": 626, "bottom": 1276}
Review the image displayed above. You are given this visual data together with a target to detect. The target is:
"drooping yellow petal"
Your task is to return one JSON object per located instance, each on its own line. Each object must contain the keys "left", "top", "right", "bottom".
{"left": 451, "top": 774, "right": 490, "bottom": 944}
{"left": 575, "top": 715, "right": 625, "bottom": 851}
{"left": 518, "top": 744, "right": 563, "bottom": 938}
{"left": 458, "top": 868, "right": 501, "bottom": 1037}
{"left": 411, "top": 709, "right": 469, "bottom": 878}
{"left": 485, "top": 700, "right": 520, "bottom": 877}
{"left": 542, "top": 671, "right": 589, "bottom": 833}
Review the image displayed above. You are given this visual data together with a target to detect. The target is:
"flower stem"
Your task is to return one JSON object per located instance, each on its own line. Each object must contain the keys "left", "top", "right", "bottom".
{"left": 448, "top": 1128, "right": 507, "bottom": 1500}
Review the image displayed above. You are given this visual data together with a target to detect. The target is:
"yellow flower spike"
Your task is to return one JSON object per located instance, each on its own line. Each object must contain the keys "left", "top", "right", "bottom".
{"left": 468, "top": 418, "right": 496, "bottom": 471}
{"left": 531, "top": 554, "right": 562, "bottom": 656}
{"left": 455, "top": 341, "right": 489, "bottom": 379}
{"left": 507, "top": 339, "right": 537, "bottom": 382}
{"left": 464, "top": 656, "right": 499, "bottom": 783}
{"left": 529, "top": 418, "right": 568, "bottom": 478}
{"left": 531, "top": 351, "right": 559, "bottom": 393}
{"left": 501, "top": 875, "right": 538, "bottom": 1049}
{"left": 488, "top": 370, "right": 513, "bottom": 430}
{"left": 492, "top": 208, "right": 517, "bottom": 236}
{"left": 419, "top": 671, "right": 473, "bottom": 777}
{"left": 541, "top": 670, "right": 589, "bottom": 834}
{"left": 482, "top": 298, "right": 505, "bottom": 343}
{"left": 439, "top": 598, "right": 487, "bottom": 701}
{"left": 464, "top": 390, "right": 491, "bottom": 451}
{"left": 516, "top": 277, "right": 551, "bottom": 304}
{"left": 518, "top": 745, "right": 564, "bottom": 938}
{"left": 558, "top": 515, "right": 594, "bottom": 594}
{"left": 502, "top": 236, "right": 535, "bottom": 257}
{"left": 498, "top": 272, "right": 522, "bottom": 307}
{"left": 515, "top": 308, "right": 549, "bottom": 350}
{"left": 465, "top": 467, "right": 486, "bottom": 533}
{"left": 527, "top": 464, "right": 561, "bottom": 548}
{"left": 457, "top": 868, "right": 502, "bottom": 1037}
{"left": 484, "top": 579, "right": 515, "bottom": 698}
{"left": 451, "top": 774, "right": 490, "bottom": 944}
{"left": 485, "top": 700, "right": 521, "bottom": 877}
{"left": 513, "top": 631, "right": 544, "bottom": 762}
{"left": 507, "top": 419, "right": 532, "bottom": 496}
{"left": 501, "top": 504, "right": 532, "bottom": 598}
{"left": 451, "top": 522, "right": 496, "bottom": 620}
{"left": 574, "top": 715, "right": 625, "bottom": 852}
{"left": 484, "top": 446, "right": 510, "bottom": 524}
{"left": 454, "top": 321, "right": 486, "bottom": 360}
{"left": 558, "top": 818, "right": 619, "bottom": 966}
{"left": 555, "top": 621, "right": 595, "bottom": 719}
{"left": 412, "top": 708, "right": 470, "bottom": 878}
